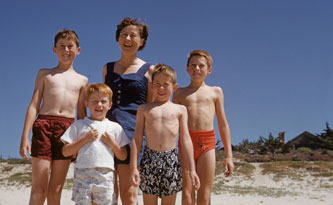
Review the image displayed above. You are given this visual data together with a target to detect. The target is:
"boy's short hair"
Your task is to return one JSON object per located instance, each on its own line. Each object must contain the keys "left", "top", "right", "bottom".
{"left": 116, "top": 17, "right": 149, "bottom": 51}
{"left": 85, "top": 83, "right": 113, "bottom": 102}
{"left": 152, "top": 63, "right": 177, "bottom": 84}
{"left": 54, "top": 29, "right": 80, "bottom": 47}
{"left": 187, "top": 49, "right": 213, "bottom": 68}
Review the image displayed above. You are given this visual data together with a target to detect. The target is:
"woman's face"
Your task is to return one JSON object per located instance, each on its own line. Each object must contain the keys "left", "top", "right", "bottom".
{"left": 118, "top": 25, "right": 143, "bottom": 54}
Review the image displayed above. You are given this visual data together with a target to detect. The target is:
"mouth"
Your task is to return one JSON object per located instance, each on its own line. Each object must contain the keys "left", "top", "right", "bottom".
{"left": 94, "top": 109, "right": 103, "bottom": 113}
{"left": 124, "top": 44, "right": 132, "bottom": 48}
{"left": 62, "top": 53, "right": 71, "bottom": 58}
{"left": 157, "top": 92, "right": 166, "bottom": 96}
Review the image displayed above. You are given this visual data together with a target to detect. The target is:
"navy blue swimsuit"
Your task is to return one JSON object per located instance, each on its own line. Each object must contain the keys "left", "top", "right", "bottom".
{"left": 104, "top": 62, "right": 151, "bottom": 164}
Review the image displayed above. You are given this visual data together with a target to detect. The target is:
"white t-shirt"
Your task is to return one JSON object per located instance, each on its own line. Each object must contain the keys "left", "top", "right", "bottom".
{"left": 61, "top": 117, "right": 129, "bottom": 170}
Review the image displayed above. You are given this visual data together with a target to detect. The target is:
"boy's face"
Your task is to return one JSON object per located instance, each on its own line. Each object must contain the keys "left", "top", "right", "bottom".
{"left": 53, "top": 38, "right": 80, "bottom": 65}
{"left": 186, "top": 55, "right": 212, "bottom": 82}
{"left": 151, "top": 73, "right": 177, "bottom": 103}
{"left": 85, "top": 91, "right": 112, "bottom": 121}
{"left": 118, "top": 25, "right": 143, "bottom": 54}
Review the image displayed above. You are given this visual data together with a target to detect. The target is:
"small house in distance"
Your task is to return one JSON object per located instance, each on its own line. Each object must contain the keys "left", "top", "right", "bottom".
{"left": 284, "top": 131, "right": 321, "bottom": 151}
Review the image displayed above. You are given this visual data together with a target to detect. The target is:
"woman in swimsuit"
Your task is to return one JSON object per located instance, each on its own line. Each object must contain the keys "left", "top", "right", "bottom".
{"left": 102, "top": 17, "right": 154, "bottom": 205}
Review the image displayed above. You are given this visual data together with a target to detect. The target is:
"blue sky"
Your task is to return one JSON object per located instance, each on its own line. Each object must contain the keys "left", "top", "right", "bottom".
{"left": 0, "top": 0, "right": 332, "bottom": 158}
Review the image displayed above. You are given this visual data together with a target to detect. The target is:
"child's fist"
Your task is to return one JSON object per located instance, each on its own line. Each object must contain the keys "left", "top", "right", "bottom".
{"left": 85, "top": 129, "right": 99, "bottom": 142}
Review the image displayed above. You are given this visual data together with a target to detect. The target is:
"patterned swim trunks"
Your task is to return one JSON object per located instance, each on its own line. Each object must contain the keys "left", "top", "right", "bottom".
{"left": 72, "top": 168, "right": 116, "bottom": 205}
{"left": 139, "top": 147, "right": 182, "bottom": 197}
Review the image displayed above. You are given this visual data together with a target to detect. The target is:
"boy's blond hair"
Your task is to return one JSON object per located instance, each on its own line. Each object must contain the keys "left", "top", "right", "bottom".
{"left": 187, "top": 49, "right": 213, "bottom": 68}
{"left": 152, "top": 63, "right": 177, "bottom": 84}
{"left": 54, "top": 29, "right": 80, "bottom": 47}
{"left": 85, "top": 83, "right": 113, "bottom": 102}
{"left": 116, "top": 17, "right": 149, "bottom": 51}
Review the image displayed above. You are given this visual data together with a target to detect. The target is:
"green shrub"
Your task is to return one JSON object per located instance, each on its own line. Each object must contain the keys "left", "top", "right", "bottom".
{"left": 296, "top": 147, "right": 313, "bottom": 153}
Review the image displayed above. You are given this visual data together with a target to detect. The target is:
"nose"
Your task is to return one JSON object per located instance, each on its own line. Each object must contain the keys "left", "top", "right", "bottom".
{"left": 125, "top": 34, "right": 131, "bottom": 40}
{"left": 193, "top": 65, "right": 200, "bottom": 71}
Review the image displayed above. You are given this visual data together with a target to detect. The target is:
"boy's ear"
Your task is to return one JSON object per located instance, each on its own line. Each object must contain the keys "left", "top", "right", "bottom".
{"left": 52, "top": 47, "right": 56, "bottom": 54}
{"left": 173, "top": 83, "right": 178, "bottom": 91}
{"left": 208, "top": 66, "right": 212, "bottom": 74}
{"left": 108, "top": 102, "right": 112, "bottom": 110}
{"left": 84, "top": 100, "right": 88, "bottom": 107}
{"left": 76, "top": 47, "right": 81, "bottom": 55}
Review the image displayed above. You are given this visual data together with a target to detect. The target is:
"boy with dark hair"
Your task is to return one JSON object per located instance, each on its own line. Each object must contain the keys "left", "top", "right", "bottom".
{"left": 19, "top": 29, "right": 88, "bottom": 205}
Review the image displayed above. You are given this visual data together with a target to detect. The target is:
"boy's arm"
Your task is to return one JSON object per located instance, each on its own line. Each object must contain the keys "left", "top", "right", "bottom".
{"left": 179, "top": 106, "right": 200, "bottom": 190}
{"left": 215, "top": 87, "right": 234, "bottom": 177}
{"left": 62, "top": 129, "right": 98, "bottom": 157}
{"left": 19, "top": 70, "right": 45, "bottom": 160}
{"left": 130, "top": 105, "right": 145, "bottom": 186}
{"left": 101, "top": 132, "right": 127, "bottom": 160}
{"left": 102, "top": 64, "right": 107, "bottom": 83}
{"left": 77, "top": 78, "right": 88, "bottom": 120}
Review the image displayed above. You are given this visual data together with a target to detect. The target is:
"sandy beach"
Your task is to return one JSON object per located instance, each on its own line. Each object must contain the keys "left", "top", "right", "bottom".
{"left": 0, "top": 162, "right": 332, "bottom": 205}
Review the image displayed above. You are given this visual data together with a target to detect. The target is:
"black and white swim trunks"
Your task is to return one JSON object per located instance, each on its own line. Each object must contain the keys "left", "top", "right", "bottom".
{"left": 139, "top": 147, "right": 182, "bottom": 197}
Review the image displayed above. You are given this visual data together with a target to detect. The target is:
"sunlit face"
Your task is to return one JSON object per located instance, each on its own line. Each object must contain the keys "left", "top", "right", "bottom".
{"left": 118, "top": 25, "right": 143, "bottom": 53}
{"left": 85, "top": 91, "right": 112, "bottom": 121}
{"left": 186, "top": 55, "right": 212, "bottom": 82}
{"left": 53, "top": 38, "right": 80, "bottom": 65}
{"left": 151, "top": 73, "right": 177, "bottom": 103}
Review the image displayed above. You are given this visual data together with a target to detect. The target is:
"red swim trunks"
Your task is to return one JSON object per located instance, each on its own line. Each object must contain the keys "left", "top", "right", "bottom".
{"left": 190, "top": 130, "right": 216, "bottom": 160}
{"left": 31, "top": 115, "right": 75, "bottom": 161}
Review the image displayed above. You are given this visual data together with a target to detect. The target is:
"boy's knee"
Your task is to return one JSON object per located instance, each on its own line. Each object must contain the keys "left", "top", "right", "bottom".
{"left": 119, "top": 188, "right": 137, "bottom": 204}
{"left": 31, "top": 186, "right": 47, "bottom": 196}
{"left": 197, "top": 191, "right": 211, "bottom": 205}
{"left": 182, "top": 191, "right": 194, "bottom": 205}
{"left": 197, "top": 198, "right": 210, "bottom": 205}
{"left": 30, "top": 187, "right": 48, "bottom": 204}
{"left": 47, "top": 187, "right": 63, "bottom": 200}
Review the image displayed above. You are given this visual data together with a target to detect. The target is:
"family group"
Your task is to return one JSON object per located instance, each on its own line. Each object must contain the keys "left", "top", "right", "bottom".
{"left": 19, "top": 17, "right": 234, "bottom": 205}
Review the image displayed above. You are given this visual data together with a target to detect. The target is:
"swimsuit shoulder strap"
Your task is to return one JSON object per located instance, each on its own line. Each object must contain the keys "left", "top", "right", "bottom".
{"left": 137, "top": 63, "right": 151, "bottom": 75}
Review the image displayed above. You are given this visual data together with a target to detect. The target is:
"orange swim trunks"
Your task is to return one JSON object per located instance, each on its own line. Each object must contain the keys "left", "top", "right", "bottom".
{"left": 190, "top": 130, "right": 216, "bottom": 160}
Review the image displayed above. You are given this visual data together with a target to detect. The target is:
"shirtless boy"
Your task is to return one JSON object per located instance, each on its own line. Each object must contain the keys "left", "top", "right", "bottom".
{"left": 130, "top": 64, "right": 200, "bottom": 205}
{"left": 173, "top": 50, "right": 234, "bottom": 205}
{"left": 19, "top": 29, "right": 88, "bottom": 205}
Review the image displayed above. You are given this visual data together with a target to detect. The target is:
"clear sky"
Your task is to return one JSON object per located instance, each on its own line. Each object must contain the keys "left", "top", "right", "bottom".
{"left": 0, "top": 0, "right": 332, "bottom": 158}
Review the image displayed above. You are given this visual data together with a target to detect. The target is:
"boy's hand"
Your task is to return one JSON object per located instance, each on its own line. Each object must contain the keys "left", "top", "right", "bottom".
{"left": 19, "top": 139, "right": 31, "bottom": 160}
{"left": 224, "top": 157, "right": 234, "bottom": 177}
{"left": 84, "top": 129, "right": 99, "bottom": 142}
{"left": 189, "top": 170, "right": 200, "bottom": 190}
{"left": 131, "top": 168, "right": 140, "bottom": 187}
{"left": 100, "top": 132, "right": 115, "bottom": 147}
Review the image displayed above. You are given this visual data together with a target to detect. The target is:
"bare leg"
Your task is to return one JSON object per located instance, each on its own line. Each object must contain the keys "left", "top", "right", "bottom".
{"left": 118, "top": 164, "right": 138, "bottom": 205}
{"left": 179, "top": 149, "right": 195, "bottom": 205}
{"left": 161, "top": 193, "right": 177, "bottom": 205}
{"left": 113, "top": 169, "right": 119, "bottom": 205}
{"left": 143, "top": 193, "right": 158, "bottom": 205}
{"left": 30, "top": 157, "right": 51, "bottom": 205}
{"left": 196, "top": 149, "right": 215, "bottom": 205}
{"left": 47, "top": 159, "right": 71, "bottom": 205}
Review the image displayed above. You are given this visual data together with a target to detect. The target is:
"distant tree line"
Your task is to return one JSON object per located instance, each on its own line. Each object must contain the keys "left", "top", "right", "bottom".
{"left": 234, "top": 122, "right": 333, "bottom": 154}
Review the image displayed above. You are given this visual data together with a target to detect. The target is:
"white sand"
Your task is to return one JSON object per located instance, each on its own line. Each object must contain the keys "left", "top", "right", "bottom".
{"left": 0, "top": 162, "right": 332, "bottom": 205}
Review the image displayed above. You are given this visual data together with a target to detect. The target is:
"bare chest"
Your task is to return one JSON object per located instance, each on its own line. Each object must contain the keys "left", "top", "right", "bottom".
{"left": 183, "top": 91, "right": 216, "bottom": 108}
{"left": 44, "top": 73, "right": 82, "bottom": 94}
